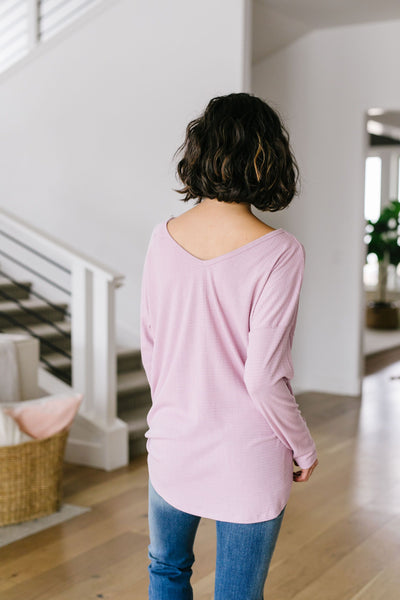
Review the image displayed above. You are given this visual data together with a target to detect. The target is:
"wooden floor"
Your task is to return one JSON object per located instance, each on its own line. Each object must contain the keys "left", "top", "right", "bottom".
{"left": 1, "top": 350, "right": 400, "bottom": 599}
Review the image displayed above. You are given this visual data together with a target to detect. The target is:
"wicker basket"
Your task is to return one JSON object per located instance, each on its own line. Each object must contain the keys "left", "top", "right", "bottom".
{"left": 0, "top": 429, "right": 69, "bottom": 526}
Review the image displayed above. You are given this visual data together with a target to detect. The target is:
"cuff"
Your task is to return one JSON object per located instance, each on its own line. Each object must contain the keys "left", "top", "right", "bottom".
{"left": 293, "top": 446, "right": 318, "bottom": 469}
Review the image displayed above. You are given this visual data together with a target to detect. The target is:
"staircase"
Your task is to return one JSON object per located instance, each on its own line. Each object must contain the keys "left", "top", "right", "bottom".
{"left": 0, "top": 275, "right": 151, "bottom": 460}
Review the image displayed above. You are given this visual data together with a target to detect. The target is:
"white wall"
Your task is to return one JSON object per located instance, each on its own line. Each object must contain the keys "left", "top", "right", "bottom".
{"left": 253, "top": 19, "right": 400, "bottom": 396}
{"left": 0, "top": 0, "right": 251, "bottom": 347}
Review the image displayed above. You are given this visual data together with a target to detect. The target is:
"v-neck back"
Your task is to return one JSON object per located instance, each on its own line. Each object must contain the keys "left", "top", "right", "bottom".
{"left": 164, "top": 217, "right": 284, "bottom": 265}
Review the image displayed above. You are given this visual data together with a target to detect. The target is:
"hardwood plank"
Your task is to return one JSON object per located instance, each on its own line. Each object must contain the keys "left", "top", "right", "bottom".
{"left": 49, "top": 550, "right": 150, "bottom": 600}
{"left": 0, "top": 485, "right": 147, "bottom": 568}
{"left": 1, "top": 532, "right": 147, "bottom": 600}
{"left": 264, "top": 507, "right": 395, "bottom": 599}
{"left": 351, "top": 554, "right": 400, "bottom": 600}
{"left": 0, "top": 490, "right": 148, "bottom": 589}
{"left": 291, "top": 514, "right": 400, "bottom": 600}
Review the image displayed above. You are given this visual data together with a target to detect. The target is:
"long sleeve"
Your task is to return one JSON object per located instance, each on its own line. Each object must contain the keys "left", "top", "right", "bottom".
{"left": 243, "top": 241, "right": 317, "bottom": 469}
{"left": 140, "top": 250, "right": 154, "bottom": 386}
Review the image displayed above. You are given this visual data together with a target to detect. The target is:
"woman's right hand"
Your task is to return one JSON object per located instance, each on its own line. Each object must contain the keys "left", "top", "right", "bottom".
{"left": 293, "top": 458, "right": 318, "bottom": 482}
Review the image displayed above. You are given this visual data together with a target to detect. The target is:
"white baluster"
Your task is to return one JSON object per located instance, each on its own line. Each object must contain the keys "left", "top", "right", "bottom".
{"left": 71, "top": 263, "right": 94, "bottom": 416}
{"left": 92, "top": 271, "right": 117, "bottom": 428}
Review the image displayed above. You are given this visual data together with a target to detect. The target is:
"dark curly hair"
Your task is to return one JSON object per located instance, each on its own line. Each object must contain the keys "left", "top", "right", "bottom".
{"left": 175, "top": 93, "right": 299, "bottom": 211}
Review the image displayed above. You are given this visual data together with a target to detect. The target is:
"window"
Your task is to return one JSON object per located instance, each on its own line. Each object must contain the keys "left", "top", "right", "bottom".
{"left": 0, "top": 1, "right": 29, "bottom": 74}
{"left": 364, "top": 156, "right": 381, "bottom": 223}
{"left": 0, "top": 0, "right": 100, "bottom": 75}
{"left": 364, "top": 149, "right": 400, "bottom": 289}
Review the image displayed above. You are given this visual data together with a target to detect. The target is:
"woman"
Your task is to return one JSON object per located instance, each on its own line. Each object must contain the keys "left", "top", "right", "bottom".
{"left": 140, "top": 92, "right": 318, "bottom": 600}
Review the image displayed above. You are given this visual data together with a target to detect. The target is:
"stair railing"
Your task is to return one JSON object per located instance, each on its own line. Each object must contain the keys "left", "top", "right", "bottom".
{"left": 0, "top": 207, "right": 124, "bottom": 430}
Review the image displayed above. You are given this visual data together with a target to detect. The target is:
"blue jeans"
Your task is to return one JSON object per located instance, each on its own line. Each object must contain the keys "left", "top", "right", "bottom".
{"left": 147, "top": 478, "right": 285, "bottom": 600}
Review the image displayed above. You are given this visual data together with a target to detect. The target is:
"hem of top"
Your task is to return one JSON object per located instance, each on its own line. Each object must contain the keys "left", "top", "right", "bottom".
{"left": 148, "top": 475, "right": 289, "bottom": 524}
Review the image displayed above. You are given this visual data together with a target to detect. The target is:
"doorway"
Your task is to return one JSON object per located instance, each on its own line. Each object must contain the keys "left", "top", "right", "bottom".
{"left": 363, "top": 109, "right": 400, "bottom": 369}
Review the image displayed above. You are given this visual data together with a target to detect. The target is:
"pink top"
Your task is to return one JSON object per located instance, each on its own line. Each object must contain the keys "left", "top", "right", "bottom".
{"left": 140, "top": 216, "right": 317, "bottom": 523}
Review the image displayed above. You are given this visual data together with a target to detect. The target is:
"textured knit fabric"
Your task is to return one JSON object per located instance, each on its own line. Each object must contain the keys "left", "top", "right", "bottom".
{"left": 140, "top": 216, "right": 318, "bottom": 524}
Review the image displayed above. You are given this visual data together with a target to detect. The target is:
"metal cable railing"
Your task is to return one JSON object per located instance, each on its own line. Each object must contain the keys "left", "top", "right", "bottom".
{"left": 0, "top": 308, "right": 72, "bottom": 383}
{"left": 0, "top": 228, "right": 73, "bottom": 384}
{"left": 0, "top": 268, "right": 71, "bottom": 317}
{"left": 0, "top": 248, "right": 71, "bottom": 296}
{"left": 0, "top": 286, "right": 70, "bottom": 338}
{"left": 0, "top": 307, "right": 71, "bottom": 360}
{"left": 39, "top": 356, "right": 71, "bottom": 385}
{"left": 0, "top": 229, "right": 71, "bottom": 274}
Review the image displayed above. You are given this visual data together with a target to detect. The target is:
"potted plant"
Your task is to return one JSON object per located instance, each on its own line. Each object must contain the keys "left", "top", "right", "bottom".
{"left": 365, "top": 199, "right": 400, "bottom": 329}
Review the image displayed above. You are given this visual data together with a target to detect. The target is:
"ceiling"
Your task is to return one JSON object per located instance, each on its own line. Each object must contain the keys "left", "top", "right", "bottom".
{"left": 253, "top": 0, "right": 400, "bottom": 63}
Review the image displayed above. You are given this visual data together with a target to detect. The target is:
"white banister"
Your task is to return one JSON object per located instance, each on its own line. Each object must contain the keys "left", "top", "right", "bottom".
{"left": 0, "top": 207, "right": 124, "bottom": 284}
{"left": 0, "top": 206, "right": 128, "bottom": 470}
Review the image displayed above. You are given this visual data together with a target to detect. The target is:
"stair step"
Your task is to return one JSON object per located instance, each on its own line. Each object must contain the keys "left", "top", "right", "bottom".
{"left": 40, "top": 352, "right": 70, "bottom": 371}
{"left": 116, "top": 346, "right": 143, "bottom": 373}
{"left": 40, "top": 348, "right": 148, "bottom": 404}
{"left": 117, "top": 370, "right": 151, "bottom": 413}
{"left": 38, "top": 348, "right": 146, "bottom": 377}
{"left": 117, "top": 369, "right": 149, "bottom": 395}
{"left": 123, "top": 404, "right": 150, "bottom": 435}
{"left": 0, "top": 298, "right": 68, "bottom": 328}
{"left": 120, "top": 404, "right": 150, "bottom": 459}
{"left": 0, "top": 278, "right": 32, "bottom": 302}
{"left": 4, "top": 320, "right": 71, "bottom": 355}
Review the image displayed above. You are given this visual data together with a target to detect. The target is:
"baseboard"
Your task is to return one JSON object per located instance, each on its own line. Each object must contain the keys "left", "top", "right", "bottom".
{"left": 65, "top": 414, "right": 129, "bottom": 471}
